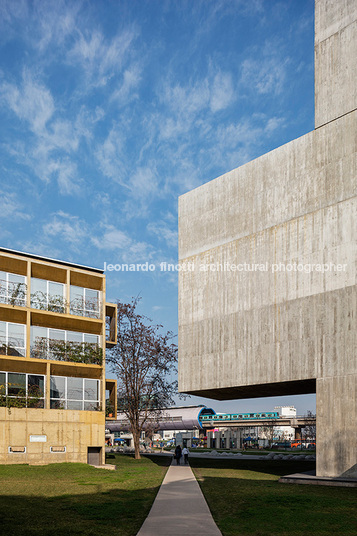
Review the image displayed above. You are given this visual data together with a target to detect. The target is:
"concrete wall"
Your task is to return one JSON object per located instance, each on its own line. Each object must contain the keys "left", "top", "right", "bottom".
{"left": 315, "top": 0, "right": 357, "bottom": 127}
{"left": 0, "top": 407, "right": 105, "bottom": 465}
{"left": 178, "top": 0, "right": 357, "bottom": 478}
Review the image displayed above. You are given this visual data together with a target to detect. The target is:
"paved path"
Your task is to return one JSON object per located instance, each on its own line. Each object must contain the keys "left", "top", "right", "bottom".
{"left": 137, "top": 460, "right": 222, "bottom": 536}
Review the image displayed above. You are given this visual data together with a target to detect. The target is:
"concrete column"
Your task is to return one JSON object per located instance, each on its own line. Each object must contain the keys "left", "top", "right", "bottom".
{"left": 316, "top": 375, "right": 357, "bottom": 477}
{"left": 315, "top": 0, "right": 357, "bottom": 127}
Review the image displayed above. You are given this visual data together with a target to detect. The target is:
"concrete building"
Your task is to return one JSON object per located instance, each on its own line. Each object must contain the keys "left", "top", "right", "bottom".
{"left": 0, "top": 247, "right": 117, "bottom": 465}
{"left": 274, "top": 406, "right": 296, "bottom": 440}
{"left": 178, "top": 0, "right": 357, "bottom": 478}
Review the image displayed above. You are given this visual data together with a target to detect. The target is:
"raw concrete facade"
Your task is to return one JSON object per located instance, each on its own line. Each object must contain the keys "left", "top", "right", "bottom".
{"left": 178, "top": 0, "right": 357, "bottom": 478}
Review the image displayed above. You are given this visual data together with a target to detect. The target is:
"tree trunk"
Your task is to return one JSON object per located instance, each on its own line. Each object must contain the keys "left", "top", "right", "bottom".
{"left": 133, "top": 430, "right": 141, "bottom": 459}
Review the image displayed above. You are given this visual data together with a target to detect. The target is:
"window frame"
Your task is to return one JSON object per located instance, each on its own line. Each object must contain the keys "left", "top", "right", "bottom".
{"left": 0, "top": 370, "right": 45, "bottom": 408}
{"left": 0, "top": 320, "right": 26, "bottom": 357}
{"left": 70, "top": 285, "right": 101, "bottom": 318}
{"left": 30, "top": 277, "right": 66, "bottom": 313}
{"left": 50, "top": 375, "right": 101, "bottom": 411}
{"left": 0, "top": 271, "right": 27, "bottom": 307}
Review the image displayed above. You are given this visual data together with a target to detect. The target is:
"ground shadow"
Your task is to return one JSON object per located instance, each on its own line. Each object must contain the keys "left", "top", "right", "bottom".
{"left": 189, "top": 456, "right": 316, "bottom": 477}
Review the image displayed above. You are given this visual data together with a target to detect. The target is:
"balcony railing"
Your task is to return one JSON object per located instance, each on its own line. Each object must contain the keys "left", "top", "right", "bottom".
{"left": 30, "top": 291, "right": 66, "bottom": 313}
{"left": 31, "top": 293, "right": 101, "bottom": 318}
{"left": 30, "top": 337, "right": 103, "bottom": 365}
{"left": 0, "top": 282, "right": 102, "bottom": 319}
{"left": 0, "top": 280, "right": 27, "bottom": 307}
{"left": 70, "top": 297, "right": 101, "bottom": 319}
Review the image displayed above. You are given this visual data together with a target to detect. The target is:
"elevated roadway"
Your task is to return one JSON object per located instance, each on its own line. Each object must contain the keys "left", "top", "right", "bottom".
{"left": 201, "top": 416, "right": 316, "bottom": 430}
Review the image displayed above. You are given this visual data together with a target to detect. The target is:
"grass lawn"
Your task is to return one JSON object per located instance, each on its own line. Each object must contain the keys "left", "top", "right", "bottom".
{"left": 190, "top": 458, "right": 357, "bottom": 536}
{"left": 0, "top": 453, "right": 170, "bottom": 536}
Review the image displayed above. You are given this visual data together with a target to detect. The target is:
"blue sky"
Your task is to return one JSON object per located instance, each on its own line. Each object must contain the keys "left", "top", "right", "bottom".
{"left": 0, "top": 0, "right": 316, "bottom": 414}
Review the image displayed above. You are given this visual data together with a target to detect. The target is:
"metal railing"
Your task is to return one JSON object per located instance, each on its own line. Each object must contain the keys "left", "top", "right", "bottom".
{"left": 0, "top": 281, "right": 102, "bottom": 319}
{"left": 30, "top": 337, "right": 103, "bottom": 365}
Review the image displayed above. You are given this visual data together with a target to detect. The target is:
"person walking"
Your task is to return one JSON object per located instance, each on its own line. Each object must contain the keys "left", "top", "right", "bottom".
{"left": 174, "top": 444, "right": 182, "bottom": 465}
{"left": 182, "top": 446, "right": 189, "bottom": 464}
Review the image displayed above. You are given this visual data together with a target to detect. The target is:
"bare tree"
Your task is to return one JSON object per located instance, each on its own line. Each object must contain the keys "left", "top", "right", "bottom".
{"left": 107, "top": 298, "right": 178, "bottom": 459}
{"left": 304, "top": 410, "right": 316, "bottom": 440}
{"left": 259, "top": 420, "right": 279, "bottom": 447}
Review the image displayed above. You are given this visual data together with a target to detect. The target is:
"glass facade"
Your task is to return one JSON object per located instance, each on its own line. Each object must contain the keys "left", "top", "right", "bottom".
{"left": 70, "top": 285, "right": 100, "bottom": 318}
{"left": 50, "top": 376, "right": 100, "bottom": 410}
{"left": 31, "top": 278, "right": 65, "bottom": 313}
{"left": 0, "top": 321, "right": 26, "bottom": 357}
{"left": 0, "top": 271, "right": 26, "bottom": 307}
{"left": 30, "top": 326, "right": 100, "bottom": 363}
{"left": 0, "top": 371, "right": 45, "bottom": 408}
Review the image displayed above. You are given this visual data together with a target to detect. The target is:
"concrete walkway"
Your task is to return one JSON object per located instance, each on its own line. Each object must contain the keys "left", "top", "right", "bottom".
{"left": 137, "top": 460, "right": 222, "bottom": 536}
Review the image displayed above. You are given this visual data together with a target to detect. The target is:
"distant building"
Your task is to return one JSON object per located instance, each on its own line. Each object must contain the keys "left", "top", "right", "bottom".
{"left": 274, "top": 406, "right": 296, "bottom": 440}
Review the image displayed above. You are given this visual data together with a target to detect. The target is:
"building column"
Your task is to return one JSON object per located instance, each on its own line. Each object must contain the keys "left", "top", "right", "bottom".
{"left": 316, "top": 375, "right": 357, "bottom": 477}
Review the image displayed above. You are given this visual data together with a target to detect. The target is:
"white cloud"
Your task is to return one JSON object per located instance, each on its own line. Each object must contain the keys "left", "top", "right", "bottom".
{"left": 111, "top": 64, "right": 142, "bottom": 105}
{"left": 130, "top": 167, "right": 159, "bottom": 198}
{"left": 210, "top": 71, "right": 235, "bottom": 112}
{"left": 33, "top": 0, "right": 80, "bottom": 52}
{"left": 43, "top": 211, "right": 88, "bottom": 246}
{"left": 67, "top": 27, "right": 137, "bottom": 87}
{"left": 0, "top": 190, "right": 31, "bottom": 220}
{"left": 147, "top": 221, "right": 178, "bottom": 248}
{"left": 95, "top": 126, "right": 128, "bottom": 185}
{"left": 91, "top": 224, "right": 153, "bottom": 262}
{"left": 0, "top": 70, "right": 54, "bottom": 134}
{"left": 92, "top": 225, "right": 131, "bottom": 250}
{"left": 240, "top": 54, "right": 288, "bottom": 96}
{"left": 48, "top": 160, "right": 81, "bottom": 195}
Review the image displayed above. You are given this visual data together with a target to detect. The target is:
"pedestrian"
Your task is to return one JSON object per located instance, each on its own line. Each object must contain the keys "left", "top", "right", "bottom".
{"left": 182, "top": 446, "right": 189, "bottom": 464}
{"left": 174, "top": 444, "right": 182, "bottom": 465}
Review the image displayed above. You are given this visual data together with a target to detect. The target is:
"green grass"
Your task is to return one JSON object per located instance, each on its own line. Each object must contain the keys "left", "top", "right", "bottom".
{"left": 190, "top": 458, "right": 357, "bottom": 536}
{"left": 0, "top": 454, "right": 170, "bottom": 536}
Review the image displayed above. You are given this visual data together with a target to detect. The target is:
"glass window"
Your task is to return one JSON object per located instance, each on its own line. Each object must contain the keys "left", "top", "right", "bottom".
{"left": 8, "top": 323, "right": 25, "bottom": 349}
{"left": 70, "top": 286, "right": 100, "bottom": 318}
{"left": 50, "top": 377, "right": 66, "bottom": 399}
{"left": 0, "top": 372, "right": 6, "bottom": 396}
{"left": 67, "top": 331, "right": 83, "bottom": 343}
{"left": 28, "top": 375, "right": 44, "bottom": 397}
{"left": 50, "top": 399, "right": 65, "bottom": 409}
{"left": 8, "top": 373, "right": 26, "bottom": 396}
{"left": 84, "top": 334, "right": 99, "bottom": 345}
{"left": 84, "top": 401, "right": 99, "bottom": 411}
{"left": 0, "top": 321, "right": 6, "bottom": 345}
{"left": 49, "top": 281, "right": 63, "bottom": 297}
{"left": 31, "top": 278, "right": 47, "bottom": 309}
{"left": 67, "top": 400, "right": 83, "bottom": 410}
{"left": 31, "top": 278, "right": 47, "bottom": 294}
{"left": 84, "top": 379, "right": 98, "bottom": 401}
{"left": 31, "top": 326, "right": 47, "bottom": 344}
{"left": 0, "top": 272, "right": 26, "bottom": 306}
{"left": 67, "top": 377, "right": 83, "bottom": 400}
{"left": 8, "top": 273, "right": 24, "bottom": 285}
{"left": 0, "top": 322, "right": 26, "bottom": 356}
{"left": 31, "top": 278, "right": 65, "bottom": 312}
{"left": 49, "top": 329, "right": 65, "bottom": 341}
{"left": 50, "top": 376, "right": 100, "bottom": 411}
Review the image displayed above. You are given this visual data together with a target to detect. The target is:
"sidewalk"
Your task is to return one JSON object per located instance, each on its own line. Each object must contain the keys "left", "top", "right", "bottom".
{"left": 137, "top": 460, "right": 222, "bottom": 536}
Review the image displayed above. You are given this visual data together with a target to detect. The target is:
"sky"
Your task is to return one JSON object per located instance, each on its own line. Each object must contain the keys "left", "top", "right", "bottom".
{"left": 0, "top": 0, "right": 316, "bottom": 415}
